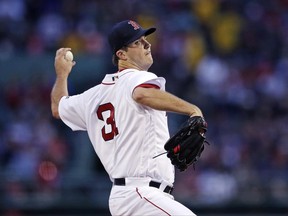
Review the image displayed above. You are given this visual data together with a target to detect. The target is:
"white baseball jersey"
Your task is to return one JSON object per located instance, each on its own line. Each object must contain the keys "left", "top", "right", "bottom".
{"left": 59, "top": 69, "right": 197, "bottom": 216}
{"left": 58, "top": 69, "right": 175, "bottom": 185}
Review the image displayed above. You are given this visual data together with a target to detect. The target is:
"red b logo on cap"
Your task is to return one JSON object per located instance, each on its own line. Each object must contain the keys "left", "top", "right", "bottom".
{"left": 128, "top": 20, "right": 140, "bottom": 30}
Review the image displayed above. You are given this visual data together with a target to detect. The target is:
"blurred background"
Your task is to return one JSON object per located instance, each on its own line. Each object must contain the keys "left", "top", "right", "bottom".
{"left": 0, "top": 0, "right": 288, "bottom": 215}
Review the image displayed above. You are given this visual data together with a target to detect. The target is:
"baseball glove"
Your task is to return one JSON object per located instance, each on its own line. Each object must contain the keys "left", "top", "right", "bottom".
{"left": 164, "top": 116, "right": 209, "bottom": 172}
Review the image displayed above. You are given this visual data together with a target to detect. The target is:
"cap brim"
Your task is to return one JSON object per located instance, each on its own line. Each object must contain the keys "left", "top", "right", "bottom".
{"left": 144, "top": 27, "right": 156, "bottom": 36}
{"left": 124, "top": 27, "right": 156, "bottom": 46}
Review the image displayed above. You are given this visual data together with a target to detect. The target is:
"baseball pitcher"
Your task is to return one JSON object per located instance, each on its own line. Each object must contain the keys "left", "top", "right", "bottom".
{"left": 51, "top": 20, "right": 208, "bottom": 216}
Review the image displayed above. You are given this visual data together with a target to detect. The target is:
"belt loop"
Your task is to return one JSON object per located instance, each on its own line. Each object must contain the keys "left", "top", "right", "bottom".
{"left": 149, "top": 181, "right": 161, "bottom": 188}
{"left": 164, "top": 185, "right": 174, "bottom": 194}
{"left": 114, "top": 178, "right": 125, "bottom": 186}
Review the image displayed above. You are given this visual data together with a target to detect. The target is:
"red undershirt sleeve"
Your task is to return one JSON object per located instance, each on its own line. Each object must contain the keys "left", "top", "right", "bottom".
{"left": 135, "top": 83, "right": 160, "bottom": 89}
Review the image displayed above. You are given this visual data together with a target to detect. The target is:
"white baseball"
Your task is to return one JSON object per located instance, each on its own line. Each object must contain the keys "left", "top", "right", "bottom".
{"left": 65, "top": 50, "right": 73, "bottom": 61}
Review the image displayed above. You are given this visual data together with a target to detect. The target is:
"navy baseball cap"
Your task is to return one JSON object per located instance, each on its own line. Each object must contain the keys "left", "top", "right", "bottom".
{"left": 108, "top": 20, "right": 156, "bottom": 53}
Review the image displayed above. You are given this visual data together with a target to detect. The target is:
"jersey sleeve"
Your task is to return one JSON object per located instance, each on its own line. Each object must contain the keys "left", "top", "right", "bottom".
{"left": 127, "top": 71, "right": 166, "bottom": 95}
{"left": 58, "top": 94, "right": 86, "bottom": 131}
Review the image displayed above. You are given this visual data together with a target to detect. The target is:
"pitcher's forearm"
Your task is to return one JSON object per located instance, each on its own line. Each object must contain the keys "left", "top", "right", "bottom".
{"left": 51, "top": 47, "right": 75, "bottom": 118}
{"left": 133, "top": 87, "right": 203, "bottom": 117}
{"left": 51, "top": 77, "right": 69, "bottom": 118}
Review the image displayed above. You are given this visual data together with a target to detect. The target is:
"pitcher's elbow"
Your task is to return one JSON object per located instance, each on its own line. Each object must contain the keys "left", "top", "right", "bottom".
{"left": 51, "top": 104, "right": 60, "bottom": 119}
{"left": 52, "top": 111, "right": 60, "bottom": 119}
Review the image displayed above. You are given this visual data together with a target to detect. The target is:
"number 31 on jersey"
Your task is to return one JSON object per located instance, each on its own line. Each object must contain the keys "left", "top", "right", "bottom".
{"left": 96, "top": 103, "right": 119, "bottom": 141}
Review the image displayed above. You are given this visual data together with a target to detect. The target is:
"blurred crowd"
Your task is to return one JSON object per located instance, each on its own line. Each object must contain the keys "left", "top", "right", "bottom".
{"left": 1, "top": 0, "right": 288, "bottom": 213}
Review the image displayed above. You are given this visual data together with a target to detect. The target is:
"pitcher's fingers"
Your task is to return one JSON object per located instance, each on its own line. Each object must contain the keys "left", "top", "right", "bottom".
{"left": 56, "top": 48, "right": 71, "bottom": 57}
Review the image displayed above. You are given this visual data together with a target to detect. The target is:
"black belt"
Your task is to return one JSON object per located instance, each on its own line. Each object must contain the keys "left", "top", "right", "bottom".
{"left": 114, "top": 178, "right": 174, "bottom": 195}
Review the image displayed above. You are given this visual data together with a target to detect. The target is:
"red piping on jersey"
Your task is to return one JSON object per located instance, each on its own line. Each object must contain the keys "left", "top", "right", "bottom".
{"left": 101, "top": 69, "right": 126, "bottom": 85}
{"left": 118, "top": 68, "right": 126, "bottom": 72}
{"left": 144, "top": 197, "right": 171, "bottom": 216}
{"left": 102, "top": 83, "right": 160, "bottom": 87}
{"left": 135, "top": 188, "right": 171, "bottom": 216}
{"left": 136, "top": 187, "right": 142, "bottom": 198}
{"left": 136, "top": 83, "right": 160, "bottom": 89}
